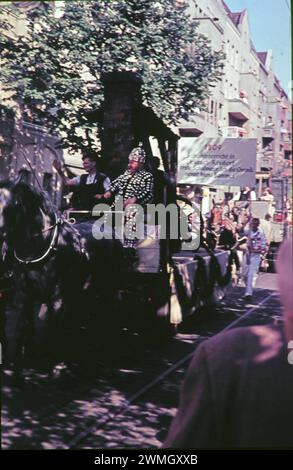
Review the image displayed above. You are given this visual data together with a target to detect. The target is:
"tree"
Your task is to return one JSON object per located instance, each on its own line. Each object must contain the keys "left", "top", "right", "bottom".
{"left": 0, "top": 0, "right": 224, "bottom": 154}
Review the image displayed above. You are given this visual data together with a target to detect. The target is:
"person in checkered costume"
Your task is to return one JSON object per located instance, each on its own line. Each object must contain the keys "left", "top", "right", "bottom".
{"left": 100, "top": 147, "right": 154, "bottom": 247}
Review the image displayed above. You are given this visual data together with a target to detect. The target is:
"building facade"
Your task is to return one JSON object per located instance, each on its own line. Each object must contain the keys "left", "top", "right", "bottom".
{"left": 180, "top": 0, "right": 291, "bottom": 210}
{"left": 1, "top": 0, "right": 291, "bottom": 213}
{"left": 0, "top": 1, "right": 63, "bottom": 206}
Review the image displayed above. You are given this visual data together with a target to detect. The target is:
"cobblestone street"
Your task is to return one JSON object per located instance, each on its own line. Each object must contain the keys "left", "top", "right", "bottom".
{"left": 2, "top": 273, "right": 283, "bottom": 450}
{"left": 0, "top": 0, "right": 291, "bottom": 459}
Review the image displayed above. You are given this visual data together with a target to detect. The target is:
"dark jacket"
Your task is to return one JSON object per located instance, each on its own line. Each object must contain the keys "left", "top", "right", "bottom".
{"left": 164, "top": 325, "right": 293, "bottom": 448}
{"left": 72, "top": 172, "right": 108, "bottom": 210}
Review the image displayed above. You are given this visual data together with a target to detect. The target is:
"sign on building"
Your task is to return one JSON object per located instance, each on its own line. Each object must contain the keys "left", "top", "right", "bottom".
{"left": 178, "top": 137, "right": 257, "bottom": 187}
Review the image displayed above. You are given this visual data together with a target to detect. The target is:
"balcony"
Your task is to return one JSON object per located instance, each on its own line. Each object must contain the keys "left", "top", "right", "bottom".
{"left": 283, "top": 141, "right": 292, "bottom": 153}
{"left": 256, "top": 152, "right": 273, "bottom": 172}
{"left": 179, "top": 128, "right": 202, "bottom": 137}
{"left": 261, "top": 154, "right": 273, "bottom": 169}
{"left": 221, "top": 126, "right": 247, "bottom": 138}
{"left": 228, "top": 98, "right": 250, "bottom": 121}
{"left": 262, "top": 126, "right": 275, "bottom": 140}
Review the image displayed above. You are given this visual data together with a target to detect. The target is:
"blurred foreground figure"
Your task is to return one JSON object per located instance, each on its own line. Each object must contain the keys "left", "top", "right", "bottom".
{"left": 164, "top": 238, "right": 293, "bottom": 449}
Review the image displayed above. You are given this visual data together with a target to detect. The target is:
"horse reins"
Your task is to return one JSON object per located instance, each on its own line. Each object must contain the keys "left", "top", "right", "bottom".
{"left": 13, "top": 212, "right": 62, "bottom": 265}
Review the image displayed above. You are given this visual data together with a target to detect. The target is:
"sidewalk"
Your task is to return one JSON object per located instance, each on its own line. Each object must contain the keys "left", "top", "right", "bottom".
{"left": 255, "top": 272, "right": 278, "bottom": 290}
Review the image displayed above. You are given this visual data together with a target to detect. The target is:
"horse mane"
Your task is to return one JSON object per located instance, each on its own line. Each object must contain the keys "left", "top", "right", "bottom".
{"left": 11, "top": 181, "right": 53, "bottom": 215}
{"left": 1, "top": 182, "right": 56, "bottom": 247}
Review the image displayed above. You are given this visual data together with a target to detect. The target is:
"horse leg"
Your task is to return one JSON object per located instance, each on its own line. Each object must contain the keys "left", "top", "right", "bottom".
{"left": 10, "top": 287, "right": 36, "bottom": 383}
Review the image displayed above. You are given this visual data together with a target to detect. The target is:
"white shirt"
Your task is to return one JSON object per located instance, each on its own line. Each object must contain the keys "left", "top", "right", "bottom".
{"left": 244, "top": 227, "right": 267, "bottom": 254}
{"left": 260, "top": 219, "right": 272, "bottom": 245}
{"left": 71, "top": 172, "right": 111, "bottom": 191}
{"left": 232, "top": 190, "right": 256, "bottom": 201}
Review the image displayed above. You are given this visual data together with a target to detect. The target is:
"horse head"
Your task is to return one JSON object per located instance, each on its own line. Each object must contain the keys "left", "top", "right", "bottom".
{"left": 0, "top": 181, "right": 13, "bottom": 234}
{"left": 0, "top": 181, "right": 55, "bottom": 248}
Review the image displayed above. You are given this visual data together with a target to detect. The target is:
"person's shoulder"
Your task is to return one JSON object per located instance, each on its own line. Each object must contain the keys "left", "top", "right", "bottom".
{"left": 140, "top": 169, "right": 154, "bottom": 178}
{"left": 97, "top": 172, "right": 109, "bottom": 179}
{"left": 200, "top": 324, "right": 283, "bottom": 363}
{"left": 113, "top": 172, "right": 126, "bottom": 180}
{"left": 156, "top": 169, "right": 166, "bottom": 177}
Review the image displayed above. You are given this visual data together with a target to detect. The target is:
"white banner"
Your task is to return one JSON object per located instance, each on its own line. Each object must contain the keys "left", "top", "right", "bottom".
{"left": 178, "top": 137, "right": 257, "bottom": 187}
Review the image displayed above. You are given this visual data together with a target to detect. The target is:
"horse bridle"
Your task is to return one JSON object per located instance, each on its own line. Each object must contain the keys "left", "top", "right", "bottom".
{"left": 14, "top": 212, "right": 62, "bottom": 265}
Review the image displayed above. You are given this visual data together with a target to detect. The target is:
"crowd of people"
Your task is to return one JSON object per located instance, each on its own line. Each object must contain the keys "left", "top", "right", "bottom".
{"left": 199, "top": 177, "right": 291, "bottom": 303}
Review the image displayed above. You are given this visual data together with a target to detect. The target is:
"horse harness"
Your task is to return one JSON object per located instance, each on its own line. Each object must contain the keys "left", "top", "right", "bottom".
{"left": 12, "top": 212, "right": 88, "bottom": 267}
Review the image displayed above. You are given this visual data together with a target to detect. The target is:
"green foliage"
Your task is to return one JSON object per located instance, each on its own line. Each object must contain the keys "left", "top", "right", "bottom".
{"left": 0, "top": 0, "right": 224, "bottom": 153}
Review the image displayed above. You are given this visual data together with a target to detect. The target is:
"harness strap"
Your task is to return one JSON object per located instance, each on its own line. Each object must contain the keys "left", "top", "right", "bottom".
{"left": 14, "top": 213, "right": 61, "bottom": 265}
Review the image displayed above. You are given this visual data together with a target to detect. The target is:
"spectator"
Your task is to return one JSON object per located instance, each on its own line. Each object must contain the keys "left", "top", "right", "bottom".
{"left": 266, "top": 115, "right": 275, "bottom": 127}
{"left": 233, "top": 186, "right": 256, "bottom": 203}
{"left": 260, "top": 188, "right": 275, "bottom": 216}
{"left": 241, "top": 217, "right": 267, "bottom": 302}
{"left": 164, "top": 238, "right": 293, "bottom": 449}
{"left": 284, "top": 198, "right": 292, "bottom": 224}
{"left": 260, "top": 188, "right": 274, "bottom": 202}
{"left": 260, "top": 213, "right": 272, "bottom": 247}
{"left": 229, "top": 187, "right": 256, "bottom": 223}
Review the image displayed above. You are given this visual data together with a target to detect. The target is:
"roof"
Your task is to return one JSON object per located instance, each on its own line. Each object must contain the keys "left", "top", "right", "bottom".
{"left": 257, "top": 52, "right": 268, "bottom": 66}
{"left": 274, "top": 76, "right": 289, "bottom": 100}
{"left": 222, "top": 2, "right": 271, "bottom": 77}
{"left": 221, "top": 1, "right": 244, "bottom": 28}
{"left": 229, "top": 12, "right": 243, "bottom": 27}
{"left": 221, "top": 0, "right": 232, "bottom": 15}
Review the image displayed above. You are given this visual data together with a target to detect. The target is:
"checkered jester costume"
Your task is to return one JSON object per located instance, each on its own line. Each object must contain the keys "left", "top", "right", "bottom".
{"left": 110, "top": 148, "right": 154, "bottom": 247}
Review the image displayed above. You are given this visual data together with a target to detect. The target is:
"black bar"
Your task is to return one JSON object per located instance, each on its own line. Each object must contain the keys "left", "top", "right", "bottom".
{"left": 0, "top": 449, "right": 292, "bottom": 466}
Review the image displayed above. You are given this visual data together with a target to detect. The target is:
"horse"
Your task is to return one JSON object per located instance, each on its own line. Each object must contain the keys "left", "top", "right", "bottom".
{"left": 0, "top": 181, "right": 123, "bottom": 380}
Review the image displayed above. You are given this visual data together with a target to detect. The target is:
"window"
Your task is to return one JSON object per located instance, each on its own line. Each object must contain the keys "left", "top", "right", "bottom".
{"left": 231, "top": 45, "right": 235, "bottom": 67}
{"left": 235, "top": 50, "right": 239, "bottom": 70}
{"left": 229, "top": 83, "right": 233, "bottom": 99}
{"left": 226, "top": 40, "right": 230, "bottom": 60}
{"left": 224, "top": 80, "right": 229, "bottom": 98}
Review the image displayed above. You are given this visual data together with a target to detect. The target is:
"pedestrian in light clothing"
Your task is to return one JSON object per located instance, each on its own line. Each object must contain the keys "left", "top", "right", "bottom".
{"left": 242, "top": 217, "right": 267, "bottom": 302}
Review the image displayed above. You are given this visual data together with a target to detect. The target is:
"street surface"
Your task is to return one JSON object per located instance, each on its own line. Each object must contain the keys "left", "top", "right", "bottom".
{"left": 2, "top": 273, "right": 282, "bottom": 449}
